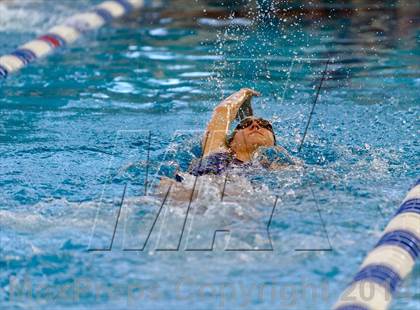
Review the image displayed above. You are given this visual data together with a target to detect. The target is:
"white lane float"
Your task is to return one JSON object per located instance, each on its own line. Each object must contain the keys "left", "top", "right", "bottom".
{"left": 0, "top": 0, "right": 145, "bottom": 78}
{"left": 334, "top": 180, "right": 419, "bottom": 310}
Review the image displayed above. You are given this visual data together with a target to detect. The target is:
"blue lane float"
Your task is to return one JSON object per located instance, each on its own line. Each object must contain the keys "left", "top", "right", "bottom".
{"left": 334, "top": 180, "right": 420, "bottom": 310}
{"left": 0, "top": 0, "right": 145, "bottom": 78}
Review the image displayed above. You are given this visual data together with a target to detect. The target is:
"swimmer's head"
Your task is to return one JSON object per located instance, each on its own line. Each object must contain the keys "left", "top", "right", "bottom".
{"left": 227, "top": 117, "right": 276, "bottom": 154}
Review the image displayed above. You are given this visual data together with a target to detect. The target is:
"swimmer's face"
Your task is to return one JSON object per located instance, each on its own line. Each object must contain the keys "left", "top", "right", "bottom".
{"left": 230, "top": 118, "right": 275, "bottom": 153}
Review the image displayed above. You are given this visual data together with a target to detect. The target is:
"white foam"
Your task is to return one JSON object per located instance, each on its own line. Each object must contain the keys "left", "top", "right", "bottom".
{"left": 0, "top": 2, "right": 85, "bottom": 33}
{"left": 198, "top": 18, "right": 253, "bottom": 27}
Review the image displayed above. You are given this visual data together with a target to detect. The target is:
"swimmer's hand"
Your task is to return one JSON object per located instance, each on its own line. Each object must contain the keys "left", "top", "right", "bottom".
{"left": 240, "top": 88, "right": 260, "bottom": 97}
{"left": 215, "top": 88, "right": 260, "bottom": 122}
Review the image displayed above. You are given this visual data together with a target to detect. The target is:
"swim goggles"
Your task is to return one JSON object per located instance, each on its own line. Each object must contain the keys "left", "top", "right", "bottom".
{"left": 235, "top": 117, "right": 274, "bottom": 133}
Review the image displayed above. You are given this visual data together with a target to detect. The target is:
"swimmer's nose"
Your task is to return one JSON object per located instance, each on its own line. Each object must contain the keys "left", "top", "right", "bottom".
{"left": 249, "top": 121, "right": 261, "bottom": 130}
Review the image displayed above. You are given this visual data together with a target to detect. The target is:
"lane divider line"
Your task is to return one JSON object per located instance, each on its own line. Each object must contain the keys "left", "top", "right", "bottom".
{"left": 333, "top": 180, "right": 420, "bottom": 310}
{"left": 0, "top": 0, "right": 145, "bottom": 79}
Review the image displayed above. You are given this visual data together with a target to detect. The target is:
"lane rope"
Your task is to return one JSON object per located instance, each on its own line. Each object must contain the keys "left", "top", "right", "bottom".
{"left": 333, "top": 179, "right": 419, "bottom": 310}
{"left": 0, "top": 0, "right": 146, "bottom": 78}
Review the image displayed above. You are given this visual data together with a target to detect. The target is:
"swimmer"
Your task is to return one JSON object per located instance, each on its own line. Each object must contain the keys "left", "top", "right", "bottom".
{"left": 187, "top": 87, "right": 296, "bottom": 176}
{"left": 158, "top": 88, "right": 297, "bottom": 199}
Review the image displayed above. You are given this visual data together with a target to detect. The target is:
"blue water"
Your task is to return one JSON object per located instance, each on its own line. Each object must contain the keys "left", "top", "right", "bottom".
{"left": 1, "top": 1, "right": 419, "bottom": 309}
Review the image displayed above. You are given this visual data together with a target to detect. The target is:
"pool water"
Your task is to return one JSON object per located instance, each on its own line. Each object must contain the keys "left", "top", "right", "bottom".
{"left": 0, "top": 0, "right": 419, "bottom": 309}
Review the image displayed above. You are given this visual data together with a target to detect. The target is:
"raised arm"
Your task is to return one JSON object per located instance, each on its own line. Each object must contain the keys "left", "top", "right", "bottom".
{"left": 202, "top": 88, "right": 260, "bottom": 156}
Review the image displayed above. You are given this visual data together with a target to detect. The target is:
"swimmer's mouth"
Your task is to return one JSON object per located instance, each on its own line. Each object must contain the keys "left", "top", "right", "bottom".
{"left": 250, "top": 131, "right": 264, "bottom": 136}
